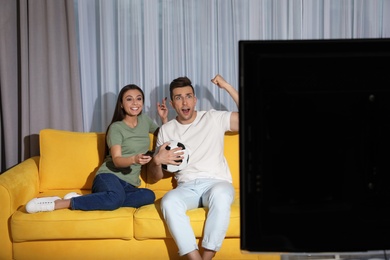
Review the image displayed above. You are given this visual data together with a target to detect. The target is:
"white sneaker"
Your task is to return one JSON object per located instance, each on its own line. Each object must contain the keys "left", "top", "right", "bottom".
{"left": 63, "top": 192, "right": 82, "bottom": 200}
{"left": 26, "top": 196, "right": 61, "bottom": 213}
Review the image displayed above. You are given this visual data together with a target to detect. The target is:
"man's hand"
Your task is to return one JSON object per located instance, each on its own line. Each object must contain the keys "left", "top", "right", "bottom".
{"left": 157, "top": 97, "right": 168, "bottom": 124}
{"left": 211, "top": 74, "right": 230, "bottom": 89}
{"left": 154, "top": 142, "right": 184, "bottom": 167}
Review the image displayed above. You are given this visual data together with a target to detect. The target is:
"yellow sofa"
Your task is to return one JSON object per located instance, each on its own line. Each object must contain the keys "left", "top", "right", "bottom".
{"left": 0, "top": 129, "right": 279, "bottom": 260}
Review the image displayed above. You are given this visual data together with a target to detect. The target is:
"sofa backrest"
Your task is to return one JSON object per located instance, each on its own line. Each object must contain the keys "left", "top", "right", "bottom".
{"left": 39, "top": 129, "right": 106, "bottom": 191}
{"left": 38, "top": 129, "right": 239, "bottom": 196}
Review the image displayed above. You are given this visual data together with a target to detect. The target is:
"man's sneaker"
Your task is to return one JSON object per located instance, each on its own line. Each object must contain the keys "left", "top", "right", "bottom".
{"left": 63, "top": 192, "right": 82, "bottom": 200}
{"left": 26, "top": 196, "right": 61, "bottom": 213}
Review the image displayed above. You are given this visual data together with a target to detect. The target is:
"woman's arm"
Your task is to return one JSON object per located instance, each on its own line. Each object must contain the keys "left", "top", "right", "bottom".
{"left": 111, "top": 144, "right": 152, "bottom": 168}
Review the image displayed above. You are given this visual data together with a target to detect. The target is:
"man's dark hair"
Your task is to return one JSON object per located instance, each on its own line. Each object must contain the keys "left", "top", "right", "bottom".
{"left": 169, "top": 76, "right": 195, "bottom": 100}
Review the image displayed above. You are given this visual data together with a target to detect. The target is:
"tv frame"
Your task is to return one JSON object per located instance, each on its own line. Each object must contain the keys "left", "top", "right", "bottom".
{"left": 238, "top": 38, "right": 390, "bottom": 259}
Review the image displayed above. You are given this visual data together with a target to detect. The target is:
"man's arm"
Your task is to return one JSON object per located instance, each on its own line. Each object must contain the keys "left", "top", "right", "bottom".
{"left": 148, "top": 158, "right": 164, "bottom": 183}
{"left": 211, "top": 74, "right": 239, "bottom": 132}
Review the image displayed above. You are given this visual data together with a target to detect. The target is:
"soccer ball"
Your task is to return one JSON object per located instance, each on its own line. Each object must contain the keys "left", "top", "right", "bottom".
{"left": 162, "top": 140, "right": 190, "bottom": 173}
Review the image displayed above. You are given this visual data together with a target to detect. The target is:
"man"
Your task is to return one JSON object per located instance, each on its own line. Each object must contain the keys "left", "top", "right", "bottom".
{"left": 149, "top": 74, "right": 239, "bottom": 260}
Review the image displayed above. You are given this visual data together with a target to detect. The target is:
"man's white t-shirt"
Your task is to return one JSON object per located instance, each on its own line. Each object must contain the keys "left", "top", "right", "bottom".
{"left": 156, "top": 109, "right": 233, "bottom": 184}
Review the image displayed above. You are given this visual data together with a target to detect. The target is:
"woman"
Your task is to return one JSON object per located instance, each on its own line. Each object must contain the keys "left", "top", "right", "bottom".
{"left": 26, "top": 84, "right": 168, "bottom": 213}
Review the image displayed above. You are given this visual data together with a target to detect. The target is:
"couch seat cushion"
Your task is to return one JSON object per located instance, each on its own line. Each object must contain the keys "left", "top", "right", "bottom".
{"left": 133, "top": 197, "right": 240, "bottom": 240}
{"left": 11, "top": 206, "right": 136, "bottom": 242}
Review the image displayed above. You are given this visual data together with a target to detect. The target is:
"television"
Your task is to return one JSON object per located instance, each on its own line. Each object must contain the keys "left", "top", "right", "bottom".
{"left": 239, "top": 38, "right": 390, "bottom": 259}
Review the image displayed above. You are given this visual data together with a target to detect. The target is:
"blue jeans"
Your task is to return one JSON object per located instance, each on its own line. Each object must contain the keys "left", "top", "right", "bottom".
{"left": 160, "top": 179, "right": 234, "bottom": 256}
{"left": 71, "top": 173, "right": 155, "bottom": 210}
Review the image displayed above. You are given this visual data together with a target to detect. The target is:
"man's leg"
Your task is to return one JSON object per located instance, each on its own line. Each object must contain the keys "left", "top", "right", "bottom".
{"left": 161, "top": 180, "right": 201, "bottom": 257}
{"left": 201, "top": 180, "right": 234, "bottom": 254}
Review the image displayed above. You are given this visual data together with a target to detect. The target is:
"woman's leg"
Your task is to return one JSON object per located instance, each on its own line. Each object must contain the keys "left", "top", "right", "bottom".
{"left": 71, "top": 173, "right": 125, "bottom": 210}
{"left": 121, "top": 182, "right": 155, "bottom": 208}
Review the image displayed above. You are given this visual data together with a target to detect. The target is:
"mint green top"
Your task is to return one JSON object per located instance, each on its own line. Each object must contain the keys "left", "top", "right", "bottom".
{"left": 96, "top": 113, "right": 158, "bottom": 186}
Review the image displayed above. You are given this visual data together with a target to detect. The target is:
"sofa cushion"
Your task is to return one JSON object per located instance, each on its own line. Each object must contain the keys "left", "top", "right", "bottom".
{"left": 223, "top": 132, "right": 240, "bottom": 190}
{"left": 39, "top": 129, "right": 106, "bottom": 191}
{"left": 133, "top": 194, "right": 240, "bottom": 240}
{"left": 11, "top": 206, "right": 136, "bottom": 242}
{"left": 145, "top": 172, "right": 177, "bottom": 200}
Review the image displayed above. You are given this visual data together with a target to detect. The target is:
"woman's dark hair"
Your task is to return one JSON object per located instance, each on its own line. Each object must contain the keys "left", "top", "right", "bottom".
{"left": 169, "top": 76, "right": 195, "bottom": 100}
{"left": 110, "top": 84, "right": 145, "bottom": 123}
{"left": 104, "top": 84, "right": 145, "bottom": 155}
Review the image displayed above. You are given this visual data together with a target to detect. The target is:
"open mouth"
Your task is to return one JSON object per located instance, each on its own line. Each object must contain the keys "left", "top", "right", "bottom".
{"left": 182, "top": 108, "right": 190, "bottom": 115}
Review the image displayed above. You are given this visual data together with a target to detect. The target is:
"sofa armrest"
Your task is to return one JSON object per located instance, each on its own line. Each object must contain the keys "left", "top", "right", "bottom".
{"left": 0, "top": 156, "right": 40, "bottom": 260}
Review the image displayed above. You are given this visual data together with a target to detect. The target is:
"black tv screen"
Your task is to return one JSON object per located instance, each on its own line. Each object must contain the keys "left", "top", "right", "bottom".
{"left": 239, "top": 38, "right": 390, "bottom": 258}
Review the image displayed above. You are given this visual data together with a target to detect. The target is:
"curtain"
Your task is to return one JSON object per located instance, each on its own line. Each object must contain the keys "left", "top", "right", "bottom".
{"left": 75, "top": 0, "right": 390, "bottom": 134}
{"left": 0, "top": 0, "right": 82, "bottom": 172}
{"left": 1, "top": 0, "right": 390, "bottom": 172}
{"left": 0, "top": 0, "right": 19, "bottom": 172}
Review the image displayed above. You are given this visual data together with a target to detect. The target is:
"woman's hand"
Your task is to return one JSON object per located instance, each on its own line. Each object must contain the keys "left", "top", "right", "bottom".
{"left": 136, "top": 153, "right": 153, "bottom": 165}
